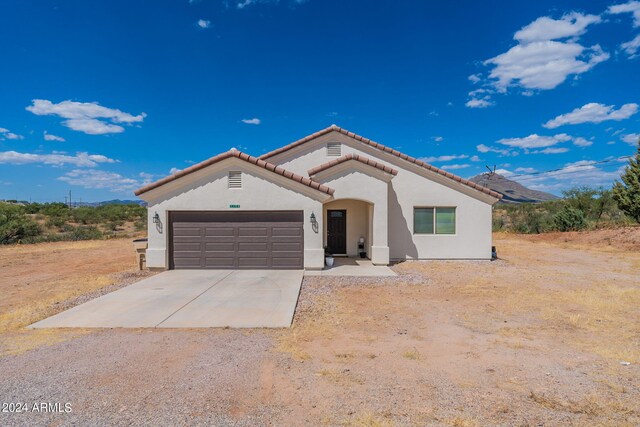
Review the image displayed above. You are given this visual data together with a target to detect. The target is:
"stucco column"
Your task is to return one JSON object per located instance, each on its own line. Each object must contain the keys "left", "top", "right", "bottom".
{"left": 146, "top": 208, "right": 168, "bottom": 270}
{"left": 370, "top": 202, "right": 389, "bottom": 265}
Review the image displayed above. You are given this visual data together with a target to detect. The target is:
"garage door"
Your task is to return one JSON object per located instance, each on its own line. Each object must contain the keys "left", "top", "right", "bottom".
{"left": 169, "top": 211, "right": 304, "bottom": 269}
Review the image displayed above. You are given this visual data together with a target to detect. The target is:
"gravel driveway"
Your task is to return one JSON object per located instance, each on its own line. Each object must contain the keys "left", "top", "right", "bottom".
{"left": 0, "top": 329, "right": 277, "bottom": 427}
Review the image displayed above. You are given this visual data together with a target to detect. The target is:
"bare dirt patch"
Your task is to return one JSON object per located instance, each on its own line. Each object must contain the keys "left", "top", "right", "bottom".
{"left": 0, "top": 238, "right": 154, "bottom": 356}
{"left": 0, "top": 230, "right": 638, "bottom": 426}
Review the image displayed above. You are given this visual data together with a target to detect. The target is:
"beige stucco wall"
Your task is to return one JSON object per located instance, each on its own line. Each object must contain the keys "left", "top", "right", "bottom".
{"left": 323, "top": 199, "right": 370, "bottom": 257}
{"left": 139, "top": 158, "right": 327, "bottom": 270}
{"left": 314, "top": 165, "right": 390, "bottom": 264}
{"left": 268, "top": 130, "right": 496, "bottom": 260}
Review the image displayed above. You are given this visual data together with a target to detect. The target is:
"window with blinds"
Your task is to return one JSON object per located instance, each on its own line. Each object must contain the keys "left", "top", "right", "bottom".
{"left": 413, "top": 207, "right": 456, "bottom": 234}
{"left": 326, "top": 142, "right": 341, "bottom": 156}
{"left": 228, "top": 171, "right": 242, "bottom": 189}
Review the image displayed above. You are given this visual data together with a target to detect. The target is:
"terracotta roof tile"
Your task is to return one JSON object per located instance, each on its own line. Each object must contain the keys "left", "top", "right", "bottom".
{"left": 260, "top": 125, "right": 502, "bottom": 199}
{"left": 308, "top": 153, "right": 399, "bottom": 177}
{"left": 134, "top": 150, "right": 335, "bottom": 197}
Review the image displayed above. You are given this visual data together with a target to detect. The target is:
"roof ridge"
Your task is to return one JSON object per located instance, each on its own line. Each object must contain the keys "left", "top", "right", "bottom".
{"left": 134, "top": 149, "right": 334, "bottom": 196}
{"left": 260, "top": 125, "right": 502, "bottom": 200}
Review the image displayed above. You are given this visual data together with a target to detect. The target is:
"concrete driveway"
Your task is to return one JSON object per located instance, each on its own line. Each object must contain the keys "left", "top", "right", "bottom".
{"left": 29, "top": 270, "right": 303, "bottom": 329}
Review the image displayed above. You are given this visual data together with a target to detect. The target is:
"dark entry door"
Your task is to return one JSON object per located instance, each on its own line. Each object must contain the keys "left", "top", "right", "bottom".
{"left": 326, "top": 210, "right": 347, "bottom": 254}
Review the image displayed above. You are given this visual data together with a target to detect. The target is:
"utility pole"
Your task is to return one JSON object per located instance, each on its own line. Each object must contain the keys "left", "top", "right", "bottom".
{"left": 68, "top": 190, "right": 72, "bottom": 208}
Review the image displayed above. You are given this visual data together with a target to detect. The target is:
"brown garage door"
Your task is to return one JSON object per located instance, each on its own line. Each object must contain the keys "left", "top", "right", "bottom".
{"left": 169, "top": 211, "right": 304, "bottom": 269}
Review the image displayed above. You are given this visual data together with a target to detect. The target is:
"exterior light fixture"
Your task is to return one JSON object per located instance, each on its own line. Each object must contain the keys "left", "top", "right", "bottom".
{"left": 153, "top": 212, "right": 160, "bottom": 224}
{"left": 310, "top": 212, "right": 316, "bottom": 222}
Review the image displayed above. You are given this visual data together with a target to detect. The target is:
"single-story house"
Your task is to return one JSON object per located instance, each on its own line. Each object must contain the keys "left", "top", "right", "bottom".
{"left": 134, "top": 125, "right": 502, "bottom": 270}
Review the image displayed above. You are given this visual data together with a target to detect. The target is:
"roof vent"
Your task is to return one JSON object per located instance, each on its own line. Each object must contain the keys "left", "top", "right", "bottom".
{"left": 228, "top": 171, "right": 242, "bottom": 189}
{"left": 327, "top": 142, "right": 341, "bottom": 157}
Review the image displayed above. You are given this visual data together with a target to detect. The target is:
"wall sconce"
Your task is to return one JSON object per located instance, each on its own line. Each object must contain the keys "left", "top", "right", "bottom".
{"left": 310, "top": 212, "right": 318, "bottom": 233}
{"left": 152, "top": 212, "right": 160, "bottom": 224}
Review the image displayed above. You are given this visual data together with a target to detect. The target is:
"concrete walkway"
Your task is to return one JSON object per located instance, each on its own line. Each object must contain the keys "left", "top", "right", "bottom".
{"left": 304, "top": 258, "right": 397, "bottom": 277}
{"left": 30, "top": 270, "right": 303, "bottom": 329}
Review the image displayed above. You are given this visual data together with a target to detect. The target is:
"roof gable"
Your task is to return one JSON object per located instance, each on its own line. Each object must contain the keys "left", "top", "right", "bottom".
{"left": 134, "top": 149, "right": 334, "bottom": 197}
{"left": 261, "top": 125, "right": 502, "bottom": 200}
{"left": 308, "top": 153, "right": 398, "bottom": 177}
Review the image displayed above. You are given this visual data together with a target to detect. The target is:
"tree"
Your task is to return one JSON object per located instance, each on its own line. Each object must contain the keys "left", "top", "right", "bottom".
{"left": 553, "top": 206, "right": 586, "bottom": 232}
{"left": 0, "top": 203, "right": 41, "bottom": 244}
{"left": 612, "top": 141, "right": 640, "bottom": 223}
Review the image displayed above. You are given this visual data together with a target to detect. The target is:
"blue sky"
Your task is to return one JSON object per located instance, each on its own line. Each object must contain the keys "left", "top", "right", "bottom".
{"left": 1, "top": 0, "right": 639, "bottom": 202}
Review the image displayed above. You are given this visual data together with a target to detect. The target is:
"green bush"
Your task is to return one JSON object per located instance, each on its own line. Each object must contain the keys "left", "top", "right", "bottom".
{"left": 553, "top": 206, "right": 586, "bottom": 232}
{"left": 70, "top": 226, "right": 103, "bottom": 241}
{"left": 0, "top": 203, "right": 42, "bottom": 244}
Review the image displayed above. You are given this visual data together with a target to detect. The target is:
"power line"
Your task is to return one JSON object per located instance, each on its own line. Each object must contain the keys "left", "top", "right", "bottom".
{"left": 489, "top": 155, "right": 633, "bottom": 182}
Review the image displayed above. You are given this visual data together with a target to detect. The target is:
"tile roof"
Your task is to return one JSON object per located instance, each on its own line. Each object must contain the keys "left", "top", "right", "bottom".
{"left": 308, "top": 153, "right": 398, "bottom": 176}
{"left": 134, "top": 149, "right": 335, "bottom": 196}
{"left": 260, "top": 125, "right": 503, "bottom": 200}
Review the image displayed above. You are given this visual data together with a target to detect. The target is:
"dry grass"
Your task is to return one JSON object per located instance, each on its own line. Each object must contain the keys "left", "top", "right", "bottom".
{"left": 402, "top": 349, "right": 421, "bottom": 360}
{"left": 447, "top": 416, "right": 479, "bottom": 427}
{"left": 0, "top": 238, "right": 139, "bottom": 356}
{"left": 346, "top": 413, "right": 393, "bottom": 427}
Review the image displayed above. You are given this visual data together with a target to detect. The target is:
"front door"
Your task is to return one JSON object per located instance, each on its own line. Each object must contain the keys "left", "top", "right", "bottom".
{"left": 326, "top": 210, "right": 347, "bottom": 254}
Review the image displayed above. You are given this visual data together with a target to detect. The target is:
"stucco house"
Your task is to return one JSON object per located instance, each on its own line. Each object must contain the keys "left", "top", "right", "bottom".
{"left": 134, "top": 125, "right": 502, "bottom": 270}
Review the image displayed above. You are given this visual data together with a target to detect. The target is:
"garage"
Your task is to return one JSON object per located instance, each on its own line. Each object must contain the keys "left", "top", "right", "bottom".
{"left": 169, "top": 211, "right": 304, "bottom": 270}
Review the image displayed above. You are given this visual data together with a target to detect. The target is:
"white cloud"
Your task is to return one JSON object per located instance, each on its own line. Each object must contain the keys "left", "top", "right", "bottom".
{"left": 26, "top": 99, "right": 145, "bottom": 135}
{"left": 169, "top": 167, "right": 181, "bottom": 174}
{"left": 516, "top": 158, "right": 628, "bottom": 192}
{"left": 476, "top": 144, "right": 518, "bottom": 156}
{"left": 468, "top": 74, "right": 481, "bottom": 83}
{"left": 44, "top": 132, "right": 65, "bottom": 142}
{"left": 471, "top": 11, "right": 607, "bottom": 104}
{"left": 0, "top": 127, "right": 24, "bottom": 140}
{"left": 497, "top": 133, "right": 572, "bottom": 149}
{"left": 514, "top": 12, "right": 601, "bottom": 43}
{"left": 534, "top": 147, "right": 570, "bottom": 154}
{"left": 543, "top": 102, "right": 639, "bottom": 128}
{"left": 515, "top": 167, "right": 537, "bottom": 173}
{"left": 241, "top": 118, "right": 261, "bottom": 125}
{"left": 197, "top": 19, "right": 211, "bottom": 28}
{"left": 621, "top": 133, "right": 640, "bottom": 145}
{"left": 440, "top": 163, "right": 470, "bottom": 170}
{"left": 431, "top": 136, "right": 444, "bottom": 142}
{"left": 608, "top": 1, "right": 640, "bottom": 27}
{"left": 0, "top": 151, "right": 117, "bottom": 167}
{"left": 420, "top": 154, "right": 469, "bottom": 163}
{"left": 495, "top": 168, "right": 514, "bottom": 176}
{"left": 620, "top": 34, "right": 640, "bottom": 57}
{"left": 58, "top": 169, "right": 141, "bottom": 193}
{"left": 572, "top": 137, "right": 593, "bottom": 147}
{"left": 465, "top": 98, "right": 493, "bottom": 108}
{"left": 485, "top": 41, "right": 608, "bottom": 91}
{"left": 470, "top": 155, "right": 481, "bottom": 162}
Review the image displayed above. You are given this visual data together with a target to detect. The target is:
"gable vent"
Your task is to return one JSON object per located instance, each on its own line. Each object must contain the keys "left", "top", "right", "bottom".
{"left": 228, "top": 171, "right": 242, "bottom": 189}
{"left": 326, "top": 142, "right": 341, "bottom": 156}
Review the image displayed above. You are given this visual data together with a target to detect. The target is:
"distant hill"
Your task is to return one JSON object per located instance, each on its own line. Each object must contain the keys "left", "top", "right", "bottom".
{"left": 77, "top": 199, "right": 147, "bottom": 207}
{"left": 469, "top": 173, "right": 559, "bottom": 204}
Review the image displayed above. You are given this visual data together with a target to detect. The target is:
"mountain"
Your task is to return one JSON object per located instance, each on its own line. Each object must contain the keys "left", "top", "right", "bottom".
{"left": 469, "top": 173, "right": 559, "bottom": 204}
{"left": 75, "top": 199, "right": 147, "bottom": 207}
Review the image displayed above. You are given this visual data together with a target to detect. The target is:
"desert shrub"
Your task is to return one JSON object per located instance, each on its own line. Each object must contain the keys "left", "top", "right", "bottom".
{"left": 553, "top": 206, "right": 586, "bottom": 232}
{"left": 45, "top": 216, "right": 67, "bottom": 229}
{"left": 0, "top": 203, "right": 42, "bottom": 244}
{"left": 69, "top": 226, "right": 103, "bottom": 241}
{"left": 134, "top": 219, "right": 146, "bottom": 232}
{"left": 505, "top": 203, "right": 554, "bottom": 234}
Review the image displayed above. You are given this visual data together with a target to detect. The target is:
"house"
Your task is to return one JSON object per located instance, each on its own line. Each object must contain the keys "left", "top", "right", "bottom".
{"left": 134, "top": 125, "right": 502, "bottom": 270}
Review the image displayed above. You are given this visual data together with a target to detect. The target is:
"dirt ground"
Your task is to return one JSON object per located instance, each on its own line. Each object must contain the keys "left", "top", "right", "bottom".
{"left": 0, "top": 231, "right": 639, "bottom": 426}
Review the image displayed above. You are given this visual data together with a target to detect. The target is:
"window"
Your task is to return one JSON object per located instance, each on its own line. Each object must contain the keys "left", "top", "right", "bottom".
{"left": 326, "top": 142, "right": 341, "bottom": 156}
{"left": 414, "top": 207, "right": 456, "bottom": 234}
{"left": 228, "top": 171, "right": 242, "bottom": 189}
